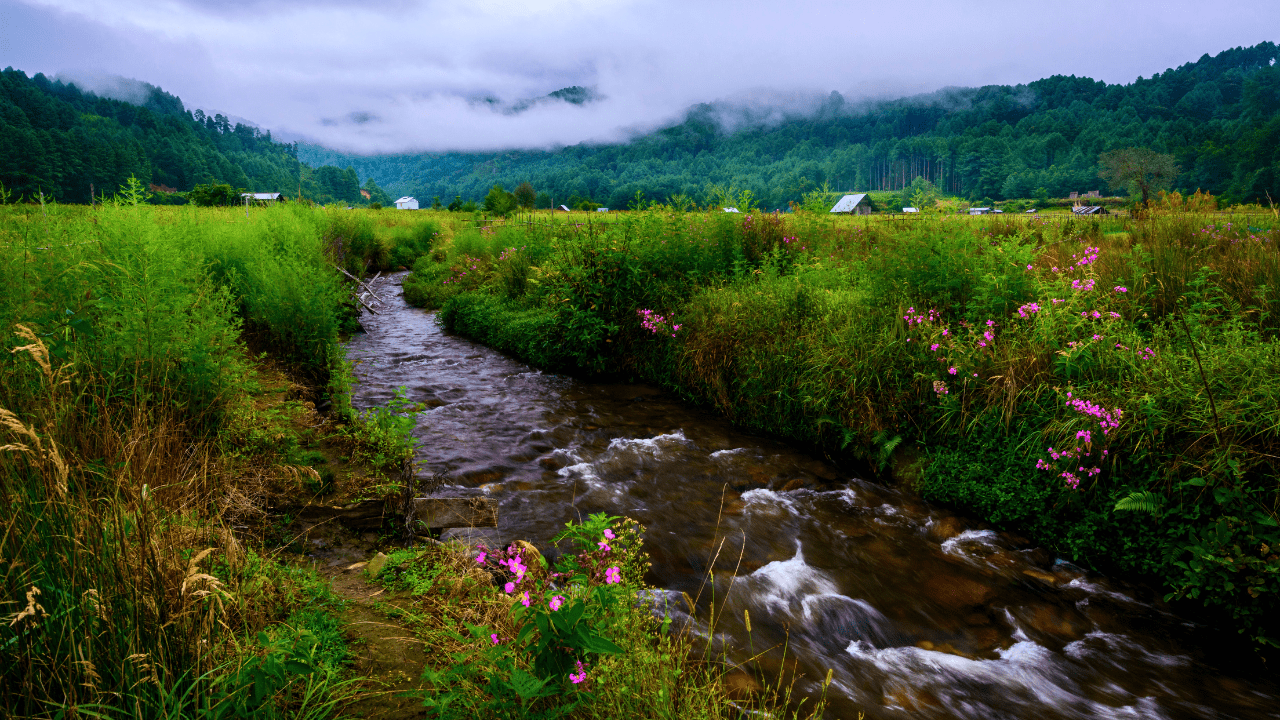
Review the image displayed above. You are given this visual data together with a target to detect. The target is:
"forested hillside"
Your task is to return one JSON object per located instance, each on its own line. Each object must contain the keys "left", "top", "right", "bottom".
{"left": 0, "top": 68, "right": 390, "bottom": 205}
{"left": 301, "top": 42, "right": 1280, "bottom": 210}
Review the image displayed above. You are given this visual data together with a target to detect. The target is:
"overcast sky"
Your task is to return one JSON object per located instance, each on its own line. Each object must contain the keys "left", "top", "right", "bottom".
{"left": 2, "top": 0, "right": 1277, "bottom": 154}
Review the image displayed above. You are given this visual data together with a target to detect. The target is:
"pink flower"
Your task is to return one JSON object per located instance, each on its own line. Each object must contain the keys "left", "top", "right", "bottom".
{"left": 570, "top": 660, "right": 587, "bottom": 684}
{"left": 603, "top": 529, "right": 616, "bottom": 540}
{"left": 491, "top": 633, "right": 500, "bottom": 645}
{"left": 504, "top": 582, "right": 516, "bottom": 594}
{"left": 475, "top": 552, "right": 487, "bottom": 564}
{"left": 948, "top": 367, "right": 957, "bottom": 375}
{"left": 521, "top": 591, "right": 530, "bottom": 607}
{"left": 598, "top": 541, "right": 611, "bottom": 552}
{"left": 605, "top": 566, "right": 622, "bottom": 584}
{"left": 549, "top": 595, "right": 565, "bottom": 611}
{"left": 930, "top": 343, "right": 939, "bottom": 351}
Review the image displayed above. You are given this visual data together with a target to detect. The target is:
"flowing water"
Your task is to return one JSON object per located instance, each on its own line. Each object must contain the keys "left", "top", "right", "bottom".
{"left": 344, "top": 273, "right": 1277, "bottom": 720}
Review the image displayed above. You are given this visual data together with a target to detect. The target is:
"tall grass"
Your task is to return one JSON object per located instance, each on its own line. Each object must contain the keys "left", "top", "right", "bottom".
{"left": 0, "top": 202, "right": 368, "bottom": 716}
{"left": 407, "top": 207, "right": 1280, "bottom": 651}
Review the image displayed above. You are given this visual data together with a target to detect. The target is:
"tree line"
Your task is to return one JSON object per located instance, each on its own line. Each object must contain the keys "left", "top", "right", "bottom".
{"left": 301, "top": 41, "right": 1280, "bottom": 210}
{"left": 0, "top": 68, "right": 394, "bottom": 206}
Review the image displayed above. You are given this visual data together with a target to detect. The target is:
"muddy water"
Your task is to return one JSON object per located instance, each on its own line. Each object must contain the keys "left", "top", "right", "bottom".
{"left": 345, "top": 273, "right": 1277, "bottom": 720}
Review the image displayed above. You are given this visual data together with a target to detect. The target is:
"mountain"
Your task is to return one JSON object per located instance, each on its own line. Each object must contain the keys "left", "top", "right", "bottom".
{"left": 299, "top": 42, "right": 1280, "bottom": 209}
{"left": 0, "top": 68, "right": 386, "bottom": 206}
{"left": 6, "top": 41, "right": 1279, "bottom": 208}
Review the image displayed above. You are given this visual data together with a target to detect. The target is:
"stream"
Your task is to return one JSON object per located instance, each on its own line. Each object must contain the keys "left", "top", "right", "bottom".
{"left": 344, "top": 272, "right": 1277, "bottom": 720}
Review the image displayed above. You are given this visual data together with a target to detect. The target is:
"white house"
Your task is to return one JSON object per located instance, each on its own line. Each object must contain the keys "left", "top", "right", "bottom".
{"left": 969, "top": 207, "right": 991, "bottom": 215}
{"left": 241, "top": 192, "right": 282, "bottom": 204}
{"left": 722, "top": 207, "right": 740, "bottom": 213}
{"left": 394, "top": 196, "right": 419, "bottom": 210}
{"left": 902, "top": 207, "right": 919, "bottom": 213}
{"left": 829, "top": 194, "right": 870, "bottom": 215}
{"left": 596, "top": 207, "right": 609, "bottom": 212}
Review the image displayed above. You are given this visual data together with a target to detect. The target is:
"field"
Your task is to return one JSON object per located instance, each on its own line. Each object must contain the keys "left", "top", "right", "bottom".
{"left": 0, "top": 200, "right": 826, "bottom": 719}
{"left": 403, "top": 201, "right": 1280, "bottom": 653}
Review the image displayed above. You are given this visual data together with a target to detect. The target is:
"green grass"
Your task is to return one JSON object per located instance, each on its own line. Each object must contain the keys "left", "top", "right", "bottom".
{"left": 0, "top": 201, "right": 402, "bottom": 717}
{"left": 404, "top": 206, "right": 1280, "bottom": 652}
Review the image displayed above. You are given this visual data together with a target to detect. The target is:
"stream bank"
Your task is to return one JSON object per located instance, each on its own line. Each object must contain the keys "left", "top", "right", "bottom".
{"left": 343, "top": 271, "right": 1279, "bottom": 720}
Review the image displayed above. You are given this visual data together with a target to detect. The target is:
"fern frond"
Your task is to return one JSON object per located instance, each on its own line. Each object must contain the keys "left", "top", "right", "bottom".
{"left": 1114, "top": 491, "right": 1162, "bottom": 515}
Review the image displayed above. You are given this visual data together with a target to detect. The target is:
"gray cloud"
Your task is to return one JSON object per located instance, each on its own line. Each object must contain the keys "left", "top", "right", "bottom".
{"left": 4, "top": 0, "right": 1278, "bottom": 153}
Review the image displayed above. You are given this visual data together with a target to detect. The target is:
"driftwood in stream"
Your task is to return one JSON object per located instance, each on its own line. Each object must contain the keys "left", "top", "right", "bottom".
{"left": 300, "top": 497, "right": 498, "bottom": 531}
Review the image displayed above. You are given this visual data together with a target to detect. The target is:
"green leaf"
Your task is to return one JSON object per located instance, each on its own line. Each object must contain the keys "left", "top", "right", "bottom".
{"left": 507, "top": 668, "right": 554, "bottom": 701}
{"left": 1114, "top": 490, "right": 1161, "bottom": 515}
{"left": 580, "top": 634, "right": 625, "bottom": 655}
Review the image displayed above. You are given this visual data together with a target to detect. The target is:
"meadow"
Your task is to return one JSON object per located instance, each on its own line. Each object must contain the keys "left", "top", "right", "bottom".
{"left": 404, "top": 200, "right": 1280, "bottom": 653}
{"left": 0, "top": 198, "right": 812, "bottom": 719}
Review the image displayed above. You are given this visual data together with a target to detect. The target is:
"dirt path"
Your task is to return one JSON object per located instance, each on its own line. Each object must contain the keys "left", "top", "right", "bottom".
{"left": 294, "top": 514, "right": 433, "bottom": 719}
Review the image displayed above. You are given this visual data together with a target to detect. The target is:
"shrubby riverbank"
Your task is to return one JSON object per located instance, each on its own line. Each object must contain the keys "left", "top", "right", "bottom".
{"left": 404, "top": 205, "right": 1280, "bottom": 653}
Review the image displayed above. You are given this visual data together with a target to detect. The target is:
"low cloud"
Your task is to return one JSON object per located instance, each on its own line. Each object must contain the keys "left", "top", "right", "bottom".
{"left": 6, "top": 0, "right": 1280, "bottom": 153}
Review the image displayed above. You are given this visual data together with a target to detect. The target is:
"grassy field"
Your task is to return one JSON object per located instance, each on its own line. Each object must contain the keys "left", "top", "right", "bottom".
{"left": 403, "top": 202, "right": 1280, "bottom": 654}
{"left": 0, "top": 200, "right": 815, "bottom": 719}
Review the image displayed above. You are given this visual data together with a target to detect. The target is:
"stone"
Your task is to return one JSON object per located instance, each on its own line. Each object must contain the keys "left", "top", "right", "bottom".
{"left": 365, "top": 552, "right": 389, "bottom": 578}
{"left": 923, "top": 574, "right": 996, "bottom": 609}
{"left": 721, "top": 671, "right": 761, "bottom": 700}
{"left": 927, "top": 516, "right": 965, "bottom": 542}
{"left": 1022, "top": 569, "right": 1059, "bottom": 585}
{"left": 780, "top": 477, "right": 815, "bottom": 492}
{"left": 1020, "top": 604, "right": 1088, "bottom": 641}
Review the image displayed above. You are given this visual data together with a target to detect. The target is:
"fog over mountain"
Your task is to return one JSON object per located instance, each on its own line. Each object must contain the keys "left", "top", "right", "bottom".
{"left": 4, "top": 0, "right": 1278, "bottom": 153}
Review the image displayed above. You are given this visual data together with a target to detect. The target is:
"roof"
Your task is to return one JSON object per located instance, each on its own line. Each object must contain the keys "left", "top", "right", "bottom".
{"left": 722, "top": 207, "right": 740, "bottom": 213}
{"left": 902, "top": 207, "right": 919, "bottom": 213}
{"left": 829, "top": 194, "right": 867, "bottom": 213}
{"left": 241, "top": 192, "right": 281, "bottom": 200}
{"left": 1072, "top": 206, "right": 1104, "bottom": 214}
{"left": 395, "top": 196, "right": 417, "bottom": 203}
{"left": 559, "top": 205, "right": 571, "bottom": 211}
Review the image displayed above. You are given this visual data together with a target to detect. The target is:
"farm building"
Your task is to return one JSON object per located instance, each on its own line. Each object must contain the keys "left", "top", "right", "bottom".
{"left": 394, "top": 196, "right": 419, "bottom": 210}
{"left": 969, "top": 207, "right": 991, "bottom": 215}
{"left": 829, "top": 194, "right": 870, "bottom": 215}
{"left": 241, "top": 192, "right": 282, "bottom": 204}
{"left": 723, "top": 207, "right": 740, "bottom": 213}
{"left": 1072, "top": 206, "right": 1106, "bottom": 215}
{"left": 902, "top": 207, "right": 919, "bottom": 213}
{"left": 597, "top": 207, "right": 609, "bottom": 212}
{"left": 559, "top": 205, "right": 571, "bottom": 212}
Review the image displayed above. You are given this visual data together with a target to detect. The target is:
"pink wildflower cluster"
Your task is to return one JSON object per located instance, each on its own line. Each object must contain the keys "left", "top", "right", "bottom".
{"left": 1016, "top": 302, "right": 1042, "bottom": 318}
{"left": 1071, "top": 246, "right": 1100, "bottom": 268}
{"left": 473, "top": 525, "right": 627, "bottom": 686}
{"left": 497, "top": 246, "right": 526, "bottom": 262}
{"left": 903, "top": 307, "right": 940, "bottom": 328}
{"left": 1035, "top": 391, "right": 1122, "bottom": 490}
{"left": 781, "top": 236, "right": 808, "bottom": 252}
{"left": 638, "top": 308, "right": 681, "bottom": 337}
{"left": 442, "top": 256, "right": 484, "bottom": 286}
{"left": 1198, "top": 222, "right": 1274, "bottom": 247}
{"left": 1071, "top": 278, "right": 1097, "bottom": 292}
{"left": 932, "top": 380, "right": 949, "bottom": 396}
{"left": 1139, "top": 347, "right": 1156, "bottom": 360}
